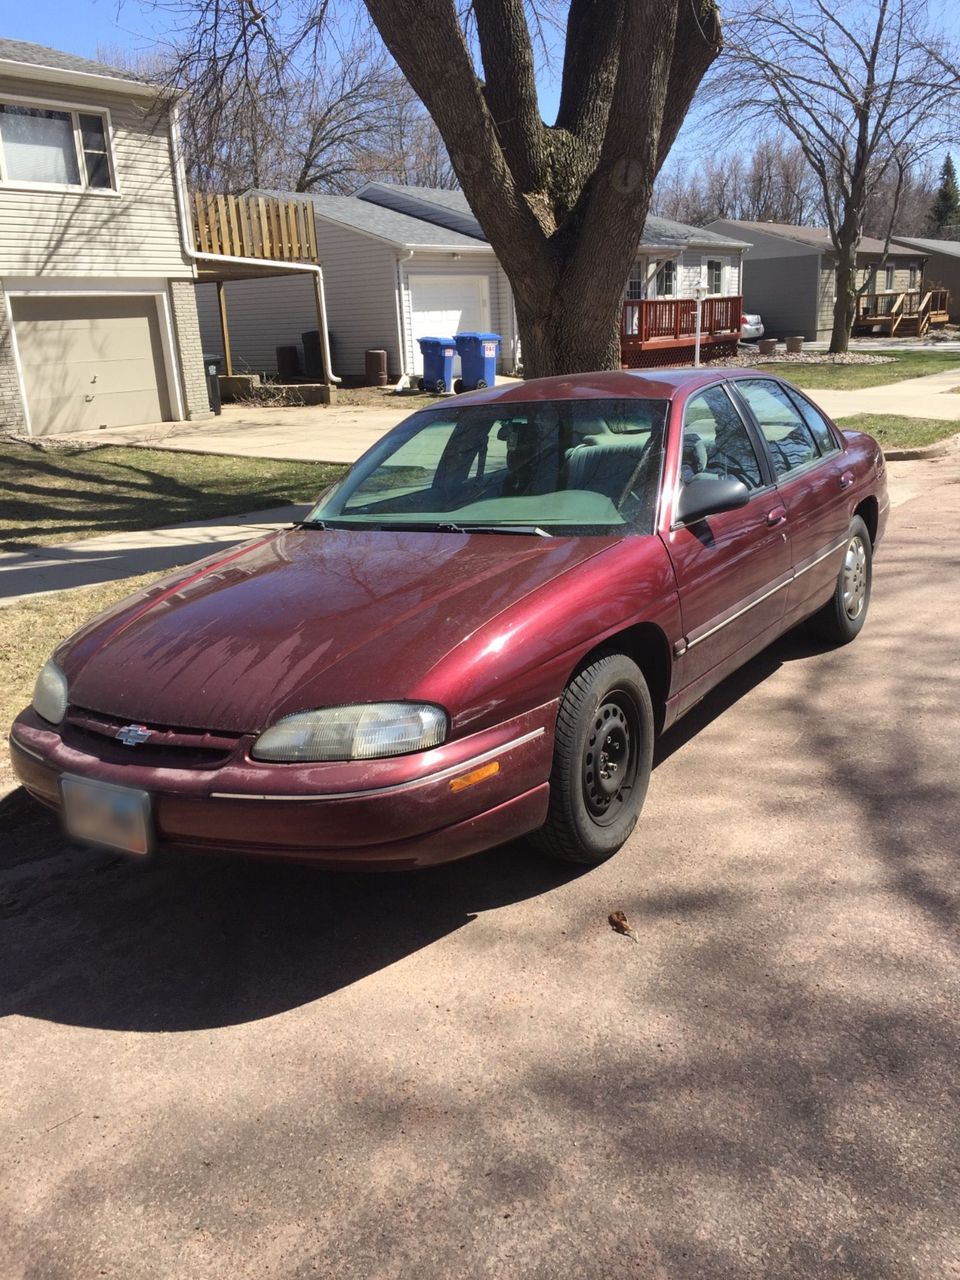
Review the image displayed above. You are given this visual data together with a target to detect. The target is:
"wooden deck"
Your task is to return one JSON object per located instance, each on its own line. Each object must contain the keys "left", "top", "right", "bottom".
{"left": 190, "top": 192, "right": 319, "bottom": 264}
{"left": 852, "top": 288, "right": 950, "bottom": 338}
{"left": 621, "top": 295, "right": 742, "bottom": 367}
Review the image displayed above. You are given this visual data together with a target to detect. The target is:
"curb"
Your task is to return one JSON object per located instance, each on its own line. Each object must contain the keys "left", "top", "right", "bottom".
{"left": 882, "top": 432, "right": 960, "bottom": 461}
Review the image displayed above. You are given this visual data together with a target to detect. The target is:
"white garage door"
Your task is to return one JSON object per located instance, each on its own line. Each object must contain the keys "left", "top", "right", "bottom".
{"left": 13, "top": 295, "right": 172, "bottom": 436}
{"left": 408, "top": 274, "right": 490, "bottom": 374}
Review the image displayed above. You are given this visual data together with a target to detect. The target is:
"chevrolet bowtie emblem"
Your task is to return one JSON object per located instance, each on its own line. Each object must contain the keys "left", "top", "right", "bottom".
{"left": 115, "top": 724, "right": 152, "bottom": 746}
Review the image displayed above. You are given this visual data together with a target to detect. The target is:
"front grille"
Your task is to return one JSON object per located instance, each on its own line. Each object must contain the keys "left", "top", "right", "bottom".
{"left": 63, "top": 707, "right": 244, "bottom": 769}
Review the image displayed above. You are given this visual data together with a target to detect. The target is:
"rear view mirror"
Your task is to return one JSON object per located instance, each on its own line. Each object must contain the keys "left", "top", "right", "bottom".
{"left": 675, "top": 476, "right": 751, "bottom": 526}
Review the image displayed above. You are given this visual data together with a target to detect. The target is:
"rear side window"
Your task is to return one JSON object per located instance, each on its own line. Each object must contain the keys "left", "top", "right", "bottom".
{"left": 784, "top": 387, "right": 840, "bottom": 457}
{"left": 682, "top": 386, "right": 764, "bottom": 491}
{"left": 735, "top": 379, "right": 820, "bottom": 476}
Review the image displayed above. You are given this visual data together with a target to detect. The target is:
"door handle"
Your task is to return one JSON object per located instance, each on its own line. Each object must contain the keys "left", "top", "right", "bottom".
{"left": 839, "top": 470, "right": 855, "bottom": 490}
{"left": 765, "top": 507, "right": 787, "bottom": 526}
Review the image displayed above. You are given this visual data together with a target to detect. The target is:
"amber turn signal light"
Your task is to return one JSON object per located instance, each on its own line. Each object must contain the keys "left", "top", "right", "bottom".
{"left": 449, "top": 760, "right": 500, "bottom": 792}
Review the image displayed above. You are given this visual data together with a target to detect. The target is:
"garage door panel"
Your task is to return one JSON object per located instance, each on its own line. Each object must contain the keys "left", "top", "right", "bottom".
{"left": 408, "top": 274, "right": 490, "bottom": 375}
{"left": 12, "top": 296, "right": 172, "bottom": 435}
{"left": 24, "top": 390, "right": 170, "bottom": 437}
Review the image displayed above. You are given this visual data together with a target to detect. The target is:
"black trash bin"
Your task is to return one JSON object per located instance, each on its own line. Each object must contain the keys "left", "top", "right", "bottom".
{"left": 203, "top": 353, "right": 223, "bottom": 416}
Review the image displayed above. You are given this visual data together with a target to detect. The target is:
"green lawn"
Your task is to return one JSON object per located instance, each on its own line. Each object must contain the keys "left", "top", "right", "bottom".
{"left": 834, "top": 414, "right": 959, "bottom": 449}
{"left": 0, "top": 444, "right": 347, "bottom": 552}
{"left": 781, "top": 351, "right": 960, "bottom": 391}
{"left": 1, "top": 570, "right": 161, "bottom": 790}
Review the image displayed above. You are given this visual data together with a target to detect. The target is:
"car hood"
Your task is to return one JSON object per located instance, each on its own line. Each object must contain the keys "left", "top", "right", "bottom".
{"left": 59, "top": 527, "right": 614, "bottom": 732}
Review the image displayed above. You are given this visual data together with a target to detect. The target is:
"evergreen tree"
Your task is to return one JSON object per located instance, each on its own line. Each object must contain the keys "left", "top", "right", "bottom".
{"left": 929, "top": 155, "right": 960, "bottom": 236}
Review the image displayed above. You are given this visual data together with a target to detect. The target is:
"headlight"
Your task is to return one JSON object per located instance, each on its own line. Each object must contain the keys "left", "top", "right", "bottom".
{"left": 32, "top": 659, "right": 68, "bottom": 724}
{"left": 251, "top": 702, "right": 447, "bottom": 763}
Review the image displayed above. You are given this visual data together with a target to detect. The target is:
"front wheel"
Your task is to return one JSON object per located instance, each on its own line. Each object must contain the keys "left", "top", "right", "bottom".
{"left": 809, "top": 515, "right": 872, "bottom": 645}
{"left": 530, "top": 652, "right": 654, "bottom": 865}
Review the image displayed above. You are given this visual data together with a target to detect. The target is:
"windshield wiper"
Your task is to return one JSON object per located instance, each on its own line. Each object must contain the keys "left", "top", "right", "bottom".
{"left": 296, "top": 518, "right": 327, "bottom": 529}
{"left": 377, "top": 521, "right": 553, "bottom": 537}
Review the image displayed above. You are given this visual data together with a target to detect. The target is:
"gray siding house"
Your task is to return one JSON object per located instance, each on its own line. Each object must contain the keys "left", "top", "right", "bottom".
{"left": 891, "top": 237, "right": 960, "bottom": 322}
{"left": 0, "top": 39, "right": 213, "bottom": 435}
{"left": 706, "top": 219, "right": 928, "bottom": 341}
{"left": 199, "top": 184, "right": 748, "bottom": 380}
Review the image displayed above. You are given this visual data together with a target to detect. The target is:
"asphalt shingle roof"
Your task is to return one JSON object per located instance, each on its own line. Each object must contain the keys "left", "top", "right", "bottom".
{"left": 248, "top": 189, "right": 492, "bottom": 250}
{"left": 893, "top": 236, "right": 960, "bottom": 258}
{"left": 0, "top": 38, "right": 154, "bottom": 84}
{"left": 711, "top": 219, "right": 918, "bottom": 257}
{"left": 357, "top": 182, "right": 750, "bottom": 251}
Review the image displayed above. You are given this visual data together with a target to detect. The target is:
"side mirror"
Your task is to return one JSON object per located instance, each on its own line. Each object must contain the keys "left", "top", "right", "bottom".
{"left": 675, "top": 476, "right": 751, "bottom": 526}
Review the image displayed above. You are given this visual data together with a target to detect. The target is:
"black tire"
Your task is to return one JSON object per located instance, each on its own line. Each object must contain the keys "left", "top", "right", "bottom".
{"left": 809, "top": 515, "right": 872, "bottom": 645}
{"left": 476, "top": 379, "right": 488, "bottom": 389}
{"left": 417, "top": 378, "right": 425, "bottom": 392}
{"left": 435, "top": 378, "right": 446, "bottom": 394}
{"left": 453, "top": 378, "right": 464, "bottom": 394}
{"left": 531, "top": 652, "right": 654, "bottom": 865}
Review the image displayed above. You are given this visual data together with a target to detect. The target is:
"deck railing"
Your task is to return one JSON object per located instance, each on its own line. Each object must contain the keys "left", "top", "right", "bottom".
{"left": 854, "top": 288, "right": 950, "bottom": 333}
{"left": 621, "top": 295, "right": 743, "bottom": 343}
{"left": 191, "top": 192, "right": 319, "bottom": 263}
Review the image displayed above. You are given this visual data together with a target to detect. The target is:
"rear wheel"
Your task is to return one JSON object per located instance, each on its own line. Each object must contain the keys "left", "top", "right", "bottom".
{"left": 531, "top": 652, "right": 654, "bottom": 865}
{"left": 809, "top": 515, "right": 872, "bottom": 645}
{"left": 435, "top": 378, "right": 446, "bottom": 394}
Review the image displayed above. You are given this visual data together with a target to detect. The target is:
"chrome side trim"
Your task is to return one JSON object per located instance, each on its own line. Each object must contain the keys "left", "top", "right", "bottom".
{"left": 684, "top": 534, "right": 851, "bottom": 651}
{"left": 9, "top": 734, "right": 44, "bottom": 762}
{"left": 209, "top": 727, "right": 546, "bottom": 802}
{"left": 793, "top": 536, "right": 849, "bottom": 579}
{"left": 686, "top": 576, "right": 792, "bottom": 650}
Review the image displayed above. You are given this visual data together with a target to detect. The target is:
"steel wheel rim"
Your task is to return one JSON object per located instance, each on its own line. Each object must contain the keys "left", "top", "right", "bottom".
{"left": 582, "top": 691, "right": 640, "bottom": 827}
{"left": 842, "top": 534, "right": 868, "bottom": 619}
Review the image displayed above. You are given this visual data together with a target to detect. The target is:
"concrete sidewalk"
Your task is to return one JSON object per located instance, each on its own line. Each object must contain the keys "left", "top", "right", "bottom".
{"left": 0, "top": 504, "right": 310, "bottom": 605}
{"left": 813, "top": 365, "right": 960, "bottom": 422}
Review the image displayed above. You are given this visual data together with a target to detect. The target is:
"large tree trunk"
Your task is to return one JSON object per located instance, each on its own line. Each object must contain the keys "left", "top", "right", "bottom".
{"left": 362, "top": 0, "right": 721, "bottom": 379}
{"left": 515, "top": 282, "right": 624, "bottom": 378}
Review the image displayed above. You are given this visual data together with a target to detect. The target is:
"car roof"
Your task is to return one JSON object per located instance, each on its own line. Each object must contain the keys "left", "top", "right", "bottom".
{"left": 453, "top": 368, "right": 773, "bottom": 406}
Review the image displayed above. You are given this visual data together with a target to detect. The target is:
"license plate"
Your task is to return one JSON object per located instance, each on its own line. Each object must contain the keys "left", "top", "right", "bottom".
{"left": 61, "top": 775, "right": 151, "bottom": 856}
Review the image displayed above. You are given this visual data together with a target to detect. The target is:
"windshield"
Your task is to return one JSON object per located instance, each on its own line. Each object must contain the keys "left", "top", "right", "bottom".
{"left": 308, "top": 397, "right": 668, "bottom": 536}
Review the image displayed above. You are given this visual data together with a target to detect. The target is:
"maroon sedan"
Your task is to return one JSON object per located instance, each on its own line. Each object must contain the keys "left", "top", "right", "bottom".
{"left": 11, "top": 369, "right": 887, "bottom": 870}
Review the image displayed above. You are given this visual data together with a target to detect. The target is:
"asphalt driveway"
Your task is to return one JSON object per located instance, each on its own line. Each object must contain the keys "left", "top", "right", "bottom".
{"left": 2, "top": 455, "right": 959, "bottom": 1279}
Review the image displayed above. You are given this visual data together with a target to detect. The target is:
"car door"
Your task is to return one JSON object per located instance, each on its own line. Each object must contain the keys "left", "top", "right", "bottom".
{"left": 663, "top": 383, "right": 793, "bottom": 707}
{"left": 731, "top": 378, "right": 851, "bottom": 617}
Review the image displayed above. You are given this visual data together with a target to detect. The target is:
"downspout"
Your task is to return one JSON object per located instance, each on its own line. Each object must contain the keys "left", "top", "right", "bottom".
{"left": 168, "top": 103, "right": 340, "bottom": 383}
{"left": 394, "top": 249, "right": 414, "bottom": 389}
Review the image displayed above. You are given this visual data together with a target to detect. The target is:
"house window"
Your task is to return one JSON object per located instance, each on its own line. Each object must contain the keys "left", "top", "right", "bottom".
{"left": 624, "top": 263, "right": 645, "bottom": 302}
{"left": 884, "top": 264, "right": 895, "bottom": 291}
{"left": 0, "top": 102, "right": 114, "bottom": 190}
{"left": 655, "top": 259, "right": 676, "bottom": 297}
{"left": 706, "top": 259, "right": 724, "bottom": 294}
{"left": 909, "top": 263, "right": 919, "bottom": 289}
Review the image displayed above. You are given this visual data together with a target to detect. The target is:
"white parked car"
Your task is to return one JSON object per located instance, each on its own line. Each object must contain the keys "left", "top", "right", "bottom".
{"left": 740, "top": 312, "right": 764, "bottom": 342}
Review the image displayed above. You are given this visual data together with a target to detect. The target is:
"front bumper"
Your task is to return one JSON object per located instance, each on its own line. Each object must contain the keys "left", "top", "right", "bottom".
{"left": 10, "top": 702, "right": 556, "bottom": 870}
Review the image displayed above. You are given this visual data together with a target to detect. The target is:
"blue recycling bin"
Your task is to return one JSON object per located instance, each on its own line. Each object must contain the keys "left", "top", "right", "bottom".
{"left": 417, "top": 336, "right": 456, "bottom": 393}
{"left": 454, "top": 332, "right": 501, "bottom": 392}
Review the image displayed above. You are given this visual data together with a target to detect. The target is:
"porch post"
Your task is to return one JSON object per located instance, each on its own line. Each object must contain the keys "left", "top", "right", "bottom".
{"left": 216, "top": 281, "right": 234, "bottom": 377}
{"left": 312, "top": 273, "right": 330, "bottom": 384}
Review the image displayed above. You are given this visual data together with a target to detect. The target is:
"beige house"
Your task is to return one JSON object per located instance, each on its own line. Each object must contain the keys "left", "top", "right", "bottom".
{"left": 198, "top": 184, "right": 749, "bottom": 380}
{"left": 706, "top": 219, "right": 932, "bottom": 341}
{"left": 0, "top": 39, "right": 330, "bottom": 436}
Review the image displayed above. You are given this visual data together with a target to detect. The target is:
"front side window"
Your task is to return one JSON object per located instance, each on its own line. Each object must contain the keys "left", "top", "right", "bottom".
{"left": 706, "top": 259, "right": 724, "bottom": 294}
{"left": 735, "top": 379, "right": 820, "bottom": 475}
{"left": 0, "top": 103, "right": 114, "bottom": 190}
{"left": 310, "top": 398, "right": 669, "bottom": 536}
{"left": 783, "top": 387, "right": 839, "bottom": 457}
{"left": 655, "top": 260, "right": 676, "bottom": 297}
{"left": 682, "top": 387, "right": 764, "bottom": 491}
